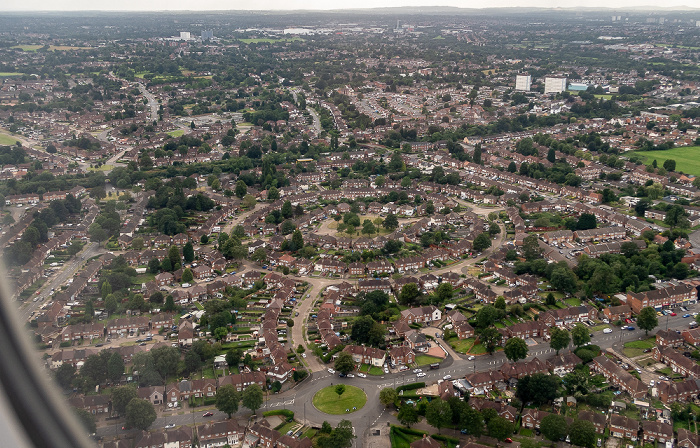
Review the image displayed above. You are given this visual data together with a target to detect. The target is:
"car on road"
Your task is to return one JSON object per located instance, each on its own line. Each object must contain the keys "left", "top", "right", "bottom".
{"left": 443, "top": 375, "right": 452, "bottom": 380}
{"left": 417, "top": 372, "right": 426, "bottom": 378}
{"left": 165, "top": 423, "right": 175, "bottom": 429}
{"left": 621, "top": 326, "right": 628, "bottom": 330}
{"left": 413, "top": 368, "right": 423, "bottom": 373}
{"left": 357, "top": 373, "right": 367, "bottom": 378}
{"left": 467, "top": 356, "right": 475, "bottom": 361}
{"left": 338, "top": 373, "right": 346, "bottom": 378}
{"left": 327, "top": 368, "right": 335, "bottom": 374}
{"left": 603, "top": 328, "right": 613, "bottom": 334}
{"left": 203, "top": 412, "right": 214, "bottom": 417}
{"left": 346, "top": 374, "right": 355, "bottom": 378}
{"left": 627, "top": 326, "right": 635, "bottom": 331}
{"left": 684, "top": 314, "right": 691, "bottom": 318}
{"left": 399, "top": 366, "right": 408, "bottom": 372}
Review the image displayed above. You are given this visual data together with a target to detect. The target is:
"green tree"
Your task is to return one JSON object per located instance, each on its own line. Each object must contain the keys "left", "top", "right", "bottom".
{"left": 540, "top": 414, "right": 569, "bottom": 442}
{"left": 488, "top": 416, "right": 514, "bottom": 441}
{"left": 107, "top": 351, "right": 125, "bottom": 383}
{"left": 383, "top": 213, "right": 399, "bottom": 231}
{"left": 504, "top": 337, "right": 529, "bottom": 362}
{"left": 549, "top": 327, "right": 571, "bottom": 354}
{"left": 168, "top": 245, "right": 181, "bottom": 270}
{"left": 215, "top": 384, "right": 240, "bottom": 418}
{"left": 267, "top": 186, "right": 279, "bottom": 201}
{"left": 151, "top": 345, "right": 180, "bottom": 380}
{"left": 125, "top": 398, "right": 157, "bottom": 430}
{"left": 335, "top": 384, "right": 346, "bottom": 399}
{"left": 183, "top": 242, "right": 194, "bottom": 263}
{"left": 362, "top": 220, "right": 376, "bottom": 237}
{"left": 398, "top": 404, "right": 419, "bottom": 427}
{"left": 282, "top": 200, "right": 293, "bottom": 219}
{"left": 334, "top": 352, "right": 355, "bottom": 374}
{"left": 494, "top": 297, "right": 506, "bottom": 310}
{"left": 515, "top": 373, "right": 560, "bottom": 405}
{"left": 380, "top": 388, "right": 398, "bottom": 407}
{"left": 101, "top": 281, "right": 112, "bottom": 299}
{"left": 473, "top": 232, "right": 492, "bottom": 252}
{"left": 522, "top": 234, "right": 543, "bottom": 260}
{"left": 426, "top": 398, "right": 452, "bottom": 433}
{"left": 226, "top": 348, "right": 243, "bottom": 367}
{"left": 435, "top": 282, "right": 453, "bottom": 303}
{"left": 241, "top": 384, "right": 264, "bottom": 415}
{"left": 569, "top": 420, "right": 597, "bottom": 448}
{"left": 398, "top": 283, "right": 421, "bottom": 306}
{"left": 111, "top": 385, "right": 138, "bottom": 416}
{"left": 663, "top": 159, "right": 676, "bottom": 172}
{"left": 181, "top": 268, "right": 194, "bottom": 283}
{"left": 475, "top": 305, "right": 499, "bottom": 328}
{"left": 291, "top": 230, "right": 304, "bottom": 252}
{"left": 234, "top": 180, "right": 247, "bottom": 198}
{"left": 163, "top": 295, "right": 177, "bottom": 312}
{"left": 460, "top": 406, "right": 484, "bottom": 437}
{"left": 550, "top": 266, "right": 578, "bottom": 295}
{"left": 637, "top": 306, "right": 659, "bottom": 335}
{"left": 570, "top": 324, "right": 590, "bottom": 348}
{"left": 479, "top": 327, "right": 503, "bottom": 355}
{"left": 54, "top": 363, "right": 76, "bottom": 390}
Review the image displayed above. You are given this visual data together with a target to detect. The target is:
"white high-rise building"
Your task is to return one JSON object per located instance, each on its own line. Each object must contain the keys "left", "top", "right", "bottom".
{"left": 544, "top": 77, "right": 567, "bottom": 94}
{"left": 515, "top": 74, "right": 532, "bottom": 92}
{"left": 179, "top": 31, "right": 191, "bottom": 40}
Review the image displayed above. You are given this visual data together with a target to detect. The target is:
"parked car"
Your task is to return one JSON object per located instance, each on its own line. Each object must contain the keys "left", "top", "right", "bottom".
{"left": 165, "top": 423, "right": 175, "bottom": 429}
{"left": 671, "top": 312, "right": 677, "bottom": 316}
{"left": 627, "top": 326, "right": 635, "bottom": 331}
{"left": 413, "top": 369, "right": 422, "bottom": 373}
{"left": 467, "top": 355, "right": 475, "bottom": 361}
{"left": 684, "top": 314, "right": 691, "bottom": 318}
{"left": 443, "top": 375, "right": 452, "bottom": 380}
{"left": 417, "top": 372, "right": 426, "bottom": 378}
{"left": 346, "top": 373, "right": 355, "bottom": 378}
{"left": 505, "top": 438, "right": 513, "bottom": 443}
{"left": 603, "top": 328, "right": 613, "bottom": 334}
{"left": 203, "top": 412, "right": 214, "bottom": 417}
{"left": 327, "top": 368, "right": 335, "bottom": 374}
{"left": 357, "top": 373, "right": 367, "bottom": 378}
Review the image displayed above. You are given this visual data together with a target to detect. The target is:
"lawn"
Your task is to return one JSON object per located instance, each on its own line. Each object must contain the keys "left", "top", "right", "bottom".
{"left": 629, "top": 146, "right": 700, "bottom": 176}
{"left": 623, "top": 337, "right": 656, "bottom": 357}
{"left": 448, "top": 337, "right": 474, "bottom": 354}
{"left": 168, "top": 130, "right": 185, "bottom": 138}
{"left": 369, "top": 366, "right": 384, "bottom": 376}
{"left": 415, "top": 355, "right": 443, "bottom": 366}
{"left": 312, "top": 385, "right": 367, "bottom": 415}
{"left": 0, "top": 134, "right": 20, "bottom": 146}
{"left": 0, "top": 72, "right": 24, "bottom": 77}
{"left": 565, "top": 297, "right": 582, "bottom": 307}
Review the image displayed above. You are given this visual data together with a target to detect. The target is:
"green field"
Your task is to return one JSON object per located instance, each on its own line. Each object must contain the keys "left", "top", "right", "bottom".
{"left": 629, "top": 146, "right": 700, "bottom": 176}
{"left": 0, "top": 72, "right": 24, "bottom": 77}
{"left": 312, "top": 385, "right": 367, "bottom": 415}
{"left": 415, "top": 355, "right": 443, "bottom": 366}
{"left": 623, "top": 337, "right": 656, "bottom": 357}
{"left": 0, "top": 134, "right": 20, "bottom": 146}
{"left": 168, "top": 130, "right": 185, "bottom": 138}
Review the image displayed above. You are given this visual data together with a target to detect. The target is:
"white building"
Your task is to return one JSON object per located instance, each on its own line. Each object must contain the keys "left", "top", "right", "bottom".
{"left": 515, "top": 74, "right": 532, "bottom": 92}
{"left": 544, "top": 77, "right": 567, "bottom": 94}
{"left": 179, "top": 31, "right": 191, "bottom": 40}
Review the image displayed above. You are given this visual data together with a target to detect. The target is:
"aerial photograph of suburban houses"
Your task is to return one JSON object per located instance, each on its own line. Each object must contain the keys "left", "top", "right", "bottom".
{"left": 0, "top": 2, "right": 700, "bottom": 448}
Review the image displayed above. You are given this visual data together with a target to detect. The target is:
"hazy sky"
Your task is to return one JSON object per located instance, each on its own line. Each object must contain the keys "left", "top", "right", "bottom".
{"left": 2, "top": 0, "right": 697, "bottom": 11}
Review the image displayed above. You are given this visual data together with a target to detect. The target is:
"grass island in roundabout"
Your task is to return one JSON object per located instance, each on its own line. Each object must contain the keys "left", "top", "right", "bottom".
{"left": 312, "top": 385, "right": 367, "bottom": 415}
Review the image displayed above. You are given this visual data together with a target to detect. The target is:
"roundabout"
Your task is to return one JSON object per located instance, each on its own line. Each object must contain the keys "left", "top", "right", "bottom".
{"left": 312, "top": 384, "right": 367, "bottom": 415}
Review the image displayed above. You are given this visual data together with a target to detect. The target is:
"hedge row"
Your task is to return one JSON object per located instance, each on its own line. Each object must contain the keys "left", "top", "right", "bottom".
{"left": 263, "top": 409, "right": 294, "bottom": 419}
{"left": 397, "top": 382, "right": 425, "bottom": 392}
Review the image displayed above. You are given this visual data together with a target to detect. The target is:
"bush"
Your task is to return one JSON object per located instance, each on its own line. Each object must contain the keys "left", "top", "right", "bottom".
{"left": 397, "top": 382, "right": 425, "bottom": 392}
{"left": 263, "top": 409, "right": 294, "bottom": 419}
{"left": 60, "top": 341, "right": 72, "bottom": 347}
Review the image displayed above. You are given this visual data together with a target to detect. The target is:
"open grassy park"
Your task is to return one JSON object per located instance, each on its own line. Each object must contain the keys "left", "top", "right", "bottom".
{"left": 0, "top": 134, "right": 20, "bottom": 146}
{"left": 312, "top": 385, "right": 367, "bottom": 415}
{"left": 629, "top": 146, "right": 700, "bottom": 176}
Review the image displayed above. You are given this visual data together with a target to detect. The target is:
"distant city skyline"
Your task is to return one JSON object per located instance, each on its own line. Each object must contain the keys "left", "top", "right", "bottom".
{"left": 1, "top": 0, "right": 698, "bottom": 12}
